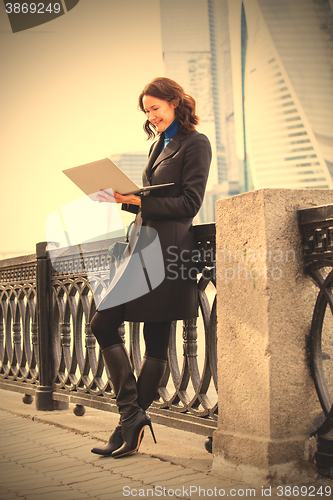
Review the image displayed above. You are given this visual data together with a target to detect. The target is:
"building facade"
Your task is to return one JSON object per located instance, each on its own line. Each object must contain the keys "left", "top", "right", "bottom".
{"left": 228, "top": 0, "right": 333, "bottom": 191}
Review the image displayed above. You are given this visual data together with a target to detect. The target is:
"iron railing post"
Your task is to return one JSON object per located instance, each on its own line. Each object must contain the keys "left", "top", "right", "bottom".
{"left": 35, "top": 242, "right": 54, "bottom": 410}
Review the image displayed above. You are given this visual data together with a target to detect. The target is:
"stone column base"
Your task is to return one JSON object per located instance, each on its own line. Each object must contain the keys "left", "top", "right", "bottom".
{"left": 213, "top": 431, "right": 318, "bottom": 486}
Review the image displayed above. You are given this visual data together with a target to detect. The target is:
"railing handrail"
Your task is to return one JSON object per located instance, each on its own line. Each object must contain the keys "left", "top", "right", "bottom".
{"left": 0, "top": 253, "right": 36, "bottom": 270}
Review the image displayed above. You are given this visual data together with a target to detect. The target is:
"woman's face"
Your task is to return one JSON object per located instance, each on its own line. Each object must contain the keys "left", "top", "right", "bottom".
{"left": 142, "top": 95, "right": 176, "bottom": 133}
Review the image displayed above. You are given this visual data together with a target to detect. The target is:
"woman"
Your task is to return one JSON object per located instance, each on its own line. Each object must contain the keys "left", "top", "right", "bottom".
{"left": 90, "top": 77, "right": 212, "bottom": 458}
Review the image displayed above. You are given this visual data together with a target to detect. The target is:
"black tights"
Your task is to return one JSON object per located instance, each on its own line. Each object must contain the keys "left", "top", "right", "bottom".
{"left": 90, "top": 305, "right": 171, "bottom": 361}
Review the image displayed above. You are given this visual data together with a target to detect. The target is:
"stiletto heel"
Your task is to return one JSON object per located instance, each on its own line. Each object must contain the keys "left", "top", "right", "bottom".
{"left": 147, "top": 420, "right": 157, "bottom": 444}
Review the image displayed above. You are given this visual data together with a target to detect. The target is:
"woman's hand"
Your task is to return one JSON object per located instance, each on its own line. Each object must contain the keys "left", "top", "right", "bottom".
{"left": 114, "top": 192, "right": 141, "bottom": 206}
{"left": 96, "top": 190, "right": 141, "bottom": 206}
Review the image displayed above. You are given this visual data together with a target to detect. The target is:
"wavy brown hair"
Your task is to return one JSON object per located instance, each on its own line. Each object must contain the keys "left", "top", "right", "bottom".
{"left": 138, "top": 77, "right": 199, "bottom": 139}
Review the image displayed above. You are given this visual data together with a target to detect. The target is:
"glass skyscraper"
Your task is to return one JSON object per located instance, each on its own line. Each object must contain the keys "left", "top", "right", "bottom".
{"left": 159, "top": 0, "right": 333, "bottom": 203}
{"left": 228, "top": 0, "right": 333, "bottom": 190}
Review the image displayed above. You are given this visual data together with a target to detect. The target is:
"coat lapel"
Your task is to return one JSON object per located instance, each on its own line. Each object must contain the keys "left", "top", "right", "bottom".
{"left": 150, "top": 130, "right": 187, "bottom": 175}
{"left": 143, "top": 135, "right": 164, "bottom": 186}
{"left": 143, "top": 130, "right": 188, "bottom": 185}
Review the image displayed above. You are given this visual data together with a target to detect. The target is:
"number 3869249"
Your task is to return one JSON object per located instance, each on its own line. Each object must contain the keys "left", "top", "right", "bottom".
{"left": 5, "top": 3, "right": 61, "bottom": 14}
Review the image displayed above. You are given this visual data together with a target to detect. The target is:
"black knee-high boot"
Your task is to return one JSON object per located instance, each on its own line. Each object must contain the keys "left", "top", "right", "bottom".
{"left": 137, "top": 356, "right": 167, "bottom": 411}
{"left": 93, "top": 343, "right": 156, "bottom": 458}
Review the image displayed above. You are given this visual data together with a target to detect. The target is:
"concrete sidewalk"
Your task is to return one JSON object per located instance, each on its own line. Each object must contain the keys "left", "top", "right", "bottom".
{"left": 0, "top": 388, "right": 331, "bottom": 500}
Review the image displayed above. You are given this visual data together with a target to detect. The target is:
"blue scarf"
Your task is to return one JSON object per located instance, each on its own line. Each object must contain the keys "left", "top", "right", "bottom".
{"left": 161, "top": 119, "right": 179, "bottom": 151}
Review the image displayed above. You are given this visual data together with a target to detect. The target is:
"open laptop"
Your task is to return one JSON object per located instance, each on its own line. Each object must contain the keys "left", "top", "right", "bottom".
{"left": 63, "top": 158, "right": 174, "bottom": 200}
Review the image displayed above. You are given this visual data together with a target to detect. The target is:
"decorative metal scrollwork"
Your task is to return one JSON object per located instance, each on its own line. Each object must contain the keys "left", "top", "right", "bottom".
{"left": 0, "top": 258, "right": 38, "bottom": 388}
{"left": 299, "top": 205, "right": 333, "bottom": 435}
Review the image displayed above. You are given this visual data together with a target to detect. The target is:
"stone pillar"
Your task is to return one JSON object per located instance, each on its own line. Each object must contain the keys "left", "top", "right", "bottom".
{"left": 213, "top": 188, "right": 333, "bottom": 485}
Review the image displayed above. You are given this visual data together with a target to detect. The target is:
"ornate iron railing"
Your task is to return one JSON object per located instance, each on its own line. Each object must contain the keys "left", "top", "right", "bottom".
{"left": 298, "top": 204, "right": 333, "bottom": 477}
{"left": 0, "top": 254, "right": 38, "bottom": 395}
{"left": 0, "top": 223, "right": 217, "bottom": 436}
{"left": 299, "top": 205, "right": 333, "bottom": 434}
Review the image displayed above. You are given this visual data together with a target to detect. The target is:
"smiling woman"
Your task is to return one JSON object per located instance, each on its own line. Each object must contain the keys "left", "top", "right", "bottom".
{"left": 90, "top": 76, "right": 212, "bottom": 460}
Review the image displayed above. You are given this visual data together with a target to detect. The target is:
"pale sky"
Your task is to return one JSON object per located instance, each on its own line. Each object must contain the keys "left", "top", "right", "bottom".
{"left": 0, "top": 0, "right": 165, "bottom": 256}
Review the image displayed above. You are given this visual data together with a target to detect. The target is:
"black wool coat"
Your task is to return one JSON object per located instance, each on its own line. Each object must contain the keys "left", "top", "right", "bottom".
{"left": 99, "top": 129, "right": 212, "bottom": 322}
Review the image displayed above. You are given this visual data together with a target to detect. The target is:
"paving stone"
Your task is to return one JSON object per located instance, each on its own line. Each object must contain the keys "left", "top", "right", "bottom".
{"left": 95, "top": 476, "right": 135, "bottom": 490}
{"left": 14, "top": 456, "right": 68, "bottom": 468}
{"left": 49, "top": 439, "right": 88, "bottom": 450}
{"left": 30, "top": 461, "right": 76, "bottom": 473}
{"left": 93, "top": 457, "right": 142, "bottom": 472}
{"left": 33, "top": 427, "right": 66, "bottom": 438}
{"left": 25, "top": 491, "right": 92, "bottom": 500}
{"left": 4, "top": 427, "right": 34, "bottom": 436}
{"left": 1, "top": 446, "right": 45, "bottom": 455}
{"left": 0, "top": 472, "right": 30, "bottom": 483}
{"left": 115, "top": 460, "right": 154, "bottom": 474}
{"left": 48, "top": 463, "right": 94, "bottom": 477}
{"left": 173, "top": 472, "right": 213, "bottom": 486}
{"left": 75, "top": 478, "right": 118, "bottom": 493}
{"left": 61, "top": 449, "right": 96, "bottom": 462}
{"left": 3, "top": 442, "right": 48, "bottom": 453}
{"left": 63, "top": 470, "right": 107, "bottom": 483}
{"left": 8, "top": 477, "right": 60, "bottom": 490}
{"left": 69, "top": 475, "right": 114, "bottom": 487}
{"left": 96, "top": 493, "right": 125, "bottom": 500}
{"left": 0, "top": 491, "right": 27, "bottom": 500}
{"left": 4, "top": 418, "right": 35, "bottom": 426}
{"left": 137, "top": 458, "right": 181, "bottom": 471}
{"left": 0, "top": 475, "right": 39, "bottom": 486}
{"left": 0, "top": 462, "right": 26, "bottom": 471}
{"left": 19, "top": 486, "right": 66, "bottom": 496}
{"left": 7, "top": 451, "right": 54, "bottom": 464}
{"left": 61, "top": 467, "right": 104, "bottom": 481}
{"left": 17, "top": 427, "right": 57, "bottom": 436}
{"left": 45, "top": 434, "right": 85, "bottom": 446}
{"left": 1, "top": 442, "right": 30, "bottom": 451}
{"left": 132, "top": 467, "right": 188, "bottom": 483}
{"left": 99, "top": 454, "right": 155, "bottom": 472}
{"left": 150, "top": 467, "right": 199, "bottom": 482}
{"left": 2, "top": 432, "right": 31, "bottom": 440}
{"left": 106, "top": 480, "right": 148, "bottom": 496}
